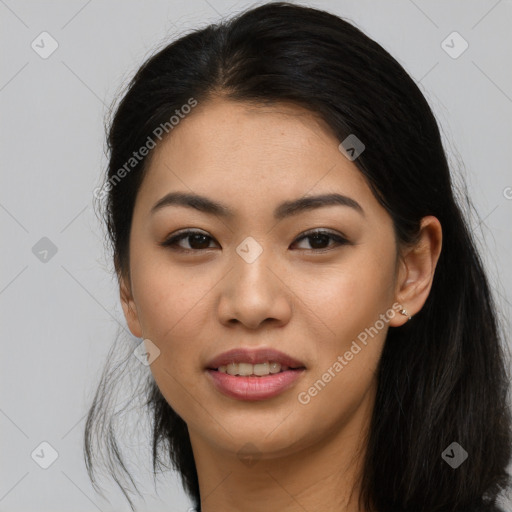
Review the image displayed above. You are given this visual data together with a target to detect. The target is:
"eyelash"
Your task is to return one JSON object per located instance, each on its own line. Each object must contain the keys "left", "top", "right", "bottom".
{"left": 160, "top": 229, "right": 349, "bottom": 254}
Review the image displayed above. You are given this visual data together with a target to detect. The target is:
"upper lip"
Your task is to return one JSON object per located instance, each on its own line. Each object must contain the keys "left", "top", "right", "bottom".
{"left": 206, "top": 348, "right": 306, "bottom": 370}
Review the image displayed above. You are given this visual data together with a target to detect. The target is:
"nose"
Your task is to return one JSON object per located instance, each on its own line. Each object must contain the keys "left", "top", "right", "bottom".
{"left": 217, "top": 246, "right": 292, "bottom": 330}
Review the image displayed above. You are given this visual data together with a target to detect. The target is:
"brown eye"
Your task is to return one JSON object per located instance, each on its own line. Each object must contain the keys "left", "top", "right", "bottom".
{"left": 160, "top": 230, "right": 217, "bottom": 252}
{"left": 292, "top": 230, "right": 349, "bottom": 251}
{"left": 160, "top": 229, "right": 349, "bottom": 254}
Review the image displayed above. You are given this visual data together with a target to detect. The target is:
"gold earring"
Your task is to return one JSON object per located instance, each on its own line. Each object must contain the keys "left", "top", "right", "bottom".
{"left": 400, "top": 308, "right": 412, "bottom": 321}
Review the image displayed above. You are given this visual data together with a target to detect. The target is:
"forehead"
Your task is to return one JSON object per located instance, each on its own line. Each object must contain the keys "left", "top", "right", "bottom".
{"left": 156, "top": 98, "right": 342, "bottom": 173}
{"left": 137, "top": 98, "right": 378, "bottom": 220}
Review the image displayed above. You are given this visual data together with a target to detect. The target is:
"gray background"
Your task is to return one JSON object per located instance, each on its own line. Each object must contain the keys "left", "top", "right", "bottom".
{"left": 1, "top": 0, "right": 511, "bottom": 511}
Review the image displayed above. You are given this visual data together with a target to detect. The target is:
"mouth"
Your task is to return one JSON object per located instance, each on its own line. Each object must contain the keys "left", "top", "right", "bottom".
{"left": 210, "top": 361, "right": 305, "bottom": 376}
{"left": 205, "top": 347, "right": 306, "bottom": 374}
{"left": 205, "top": 348, "right": 306, "bottom": 401}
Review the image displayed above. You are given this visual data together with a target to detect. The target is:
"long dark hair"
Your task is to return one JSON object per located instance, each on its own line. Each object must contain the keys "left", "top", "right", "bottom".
{"left": 84, "top": 3, "right": 512, "bottom": 511}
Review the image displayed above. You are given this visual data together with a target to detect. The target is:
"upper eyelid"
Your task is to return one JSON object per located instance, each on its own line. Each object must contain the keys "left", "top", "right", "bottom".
{"left": 296, "top": 228, "right": 345, "bottom": 238}
{"left": 163, "top": 228, "right": 348, "bottom": 247}
{"left": 166, "top": 227, "right": 345, "bottom": 239}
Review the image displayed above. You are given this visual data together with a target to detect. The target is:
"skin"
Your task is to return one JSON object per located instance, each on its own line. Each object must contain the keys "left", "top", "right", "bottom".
{"left": 120, "top": 97, "right": 442, "bottom": 512}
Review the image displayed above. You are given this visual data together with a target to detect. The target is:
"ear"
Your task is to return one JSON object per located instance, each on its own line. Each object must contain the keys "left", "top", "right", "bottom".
{"left": 119, "top": 273, "right": 143, "bottom": 338}
{"left": 389, "top": 215, "right": 442, "bottom": 327}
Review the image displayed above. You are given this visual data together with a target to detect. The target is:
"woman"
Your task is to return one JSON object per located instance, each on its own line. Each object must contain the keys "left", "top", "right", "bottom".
{"left": 84, "top": 2, "right": 512, "bottom": 511}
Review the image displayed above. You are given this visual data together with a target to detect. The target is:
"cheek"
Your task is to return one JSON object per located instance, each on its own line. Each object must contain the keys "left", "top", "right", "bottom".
{"left": 131, "top": 249, "right": 210, "bottom": 336}
{"left": 297, "top": 250, "right": 395, "bottom": 416}
{"left": 300, "top": 251, "right": 396, "bottom": 338}
{"left": 131, "top": 259, "right": 215, "bottom": 415}
{"left": 129, "top": 252, "right": 219, "bottom": 382}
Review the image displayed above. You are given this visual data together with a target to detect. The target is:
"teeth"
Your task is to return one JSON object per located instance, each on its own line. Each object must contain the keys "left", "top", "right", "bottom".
{"left": 237, "top": 362, "right": 253, "bottom": 376}
{"left": 218, "top": 361, "right": 290, "bottom": 376}
{"left": 254, "top": 362, "right": 269, "bottom": 376}
{"left": 270, "top": 362, "right": 284, "bottom": 373}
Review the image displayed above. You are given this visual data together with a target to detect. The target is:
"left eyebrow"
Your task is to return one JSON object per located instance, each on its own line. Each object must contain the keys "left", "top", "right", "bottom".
{"left": 274, "top": 193, "right": 364, "bottom": 219}
{"left": 150, "top": 191, "right": 365, "bottom": 219}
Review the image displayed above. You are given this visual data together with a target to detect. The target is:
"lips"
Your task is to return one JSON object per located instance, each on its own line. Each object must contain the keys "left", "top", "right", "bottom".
{"left": 206, "top": 368, "right": 305, "bottom": 401}
{"left": 205, "top": 347, "right": 306, "bottom": 400}
{"left": 205, "top": 347, "right": 306, "bottom": 370}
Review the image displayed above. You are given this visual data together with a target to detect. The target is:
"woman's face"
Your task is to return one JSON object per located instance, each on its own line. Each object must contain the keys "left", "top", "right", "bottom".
{"left": 121, "top": 97, "right": 406, "bottom": 461}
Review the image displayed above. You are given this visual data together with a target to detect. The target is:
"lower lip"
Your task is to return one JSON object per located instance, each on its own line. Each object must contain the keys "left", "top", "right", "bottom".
{"left": 206, "top": 369, "right": 305, "bottom": 401}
